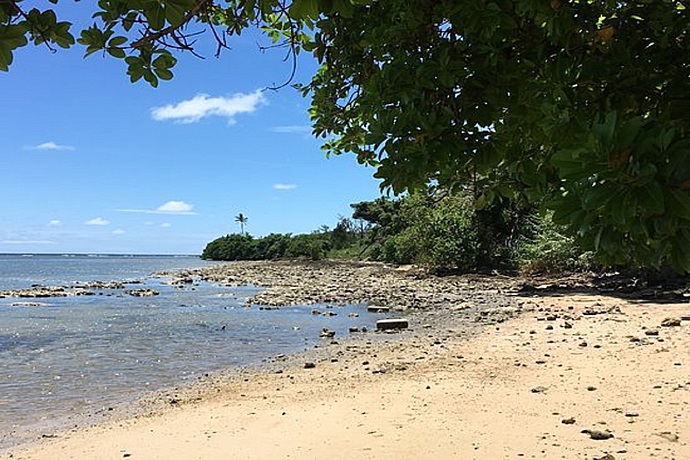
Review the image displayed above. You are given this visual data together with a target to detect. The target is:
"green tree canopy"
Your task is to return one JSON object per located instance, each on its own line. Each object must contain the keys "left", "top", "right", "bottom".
{"left": 3, "top": 0, "right": 690, "bottom": 270}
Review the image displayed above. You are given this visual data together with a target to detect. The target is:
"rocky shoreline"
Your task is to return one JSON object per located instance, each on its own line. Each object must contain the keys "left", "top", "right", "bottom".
{"left": 172, "top": 259, "right": 521, "bottom": 312}
{"left": 0, "top": 280, "right": 142, "bottom": 299}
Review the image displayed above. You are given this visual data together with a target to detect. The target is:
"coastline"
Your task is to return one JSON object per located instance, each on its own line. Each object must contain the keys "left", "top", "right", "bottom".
{"left": 3, "top": 261, "right": 690, "bottom": 459}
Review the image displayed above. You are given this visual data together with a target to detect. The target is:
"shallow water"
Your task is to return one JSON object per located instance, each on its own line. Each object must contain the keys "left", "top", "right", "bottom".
{"left": 0, "top": 255, "right": 377, "bottom": 449}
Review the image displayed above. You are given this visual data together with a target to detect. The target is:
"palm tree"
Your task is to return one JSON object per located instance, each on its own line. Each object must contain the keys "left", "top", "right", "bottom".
{"left": 235, "top": 213, "right": 248, "bottom": 235}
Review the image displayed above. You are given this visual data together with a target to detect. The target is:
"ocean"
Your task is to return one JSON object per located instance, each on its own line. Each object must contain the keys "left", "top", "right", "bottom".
{"left": 0, "top": 254, "right": 375, "bottom": 449}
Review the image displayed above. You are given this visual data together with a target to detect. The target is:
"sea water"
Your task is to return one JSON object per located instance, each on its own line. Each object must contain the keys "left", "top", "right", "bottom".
{"left": 0, "top": 254, "right": 375, "bottom": 449}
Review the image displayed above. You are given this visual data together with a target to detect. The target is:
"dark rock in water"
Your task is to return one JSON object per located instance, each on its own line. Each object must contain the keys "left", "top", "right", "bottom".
{"left": 349, "top": 326, "right": 360, "bottom": 333}
{"left": 368, "top": 305, "right": 391, "bottom": 313}
{"left": 376, "top": 318, "right": 409, "bottom": 330}
{"left": 125, "top": 288, "right": 159, "bottom": 297}
{"left": 582, "top": 429, "right": 614, "bottom": 440}
{"left": 320, "top": 328, "right": 335, "bottom": 338}
{"left": 9, "top": 301, "right": 48, "bottom": 307}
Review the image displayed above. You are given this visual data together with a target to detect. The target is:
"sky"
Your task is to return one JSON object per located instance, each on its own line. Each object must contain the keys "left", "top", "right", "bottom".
{"left": 0, "top": 5, "right": 383, "bottom": 255}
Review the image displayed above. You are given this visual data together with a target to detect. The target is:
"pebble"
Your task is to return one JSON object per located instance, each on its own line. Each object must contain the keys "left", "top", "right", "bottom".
{"left": 661, "top": 317, "right": 681, "bottom": 327}
{"left": 582, "top": 429, "right": 614, "bottom": 440}
{"left": 655, "top": 431, "right": 679, "bottom": 442}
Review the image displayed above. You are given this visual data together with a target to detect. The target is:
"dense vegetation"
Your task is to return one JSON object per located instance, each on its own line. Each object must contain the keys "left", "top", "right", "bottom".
{"left": 202, "top": 190, "right": 593, "bottom": 273}
{"left": 5, "top": 0, "right": 689, "bottom": 271}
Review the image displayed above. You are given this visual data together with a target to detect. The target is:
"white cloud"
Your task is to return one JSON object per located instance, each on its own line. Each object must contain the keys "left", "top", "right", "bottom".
{"left": 117, "top": 201, "right": 196, "bottom": 215}
{"left": 1, "top": 239, "right": 54, "bottom": 245}
{"left": 85, "top": 217, "right": 110, "bottom": 226}
{"left": 151, "top": 90, "right": 267, "bottom": 124}
{"left": 112, "top": 229, "right": 126, "bottom": 235}
{"left": 273, "top": 183, "right": 297, "bottom": 191}
{"left": 160, "top": 223, "right": 172, "bottom": 228}
{"left": 157, "top": 201, "right": 194, "bottom": 213}
{"left": 28, "top": 141, "right": 75, "bottom": 151}
{"left": 48, "top": 220, "right": 61, "bottom": 227}
{"left": 269, "top": 125, "right": 312, "bottom": 134}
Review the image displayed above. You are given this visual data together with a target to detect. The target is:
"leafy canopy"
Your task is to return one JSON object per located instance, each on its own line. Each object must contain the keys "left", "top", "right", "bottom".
{"left": 3, "top": 0, "right": 690, "bottom": 270}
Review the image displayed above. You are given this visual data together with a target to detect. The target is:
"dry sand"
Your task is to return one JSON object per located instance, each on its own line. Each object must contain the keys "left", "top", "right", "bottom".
{"left": 3, "top": 266, "right": 690, "bottom": 460}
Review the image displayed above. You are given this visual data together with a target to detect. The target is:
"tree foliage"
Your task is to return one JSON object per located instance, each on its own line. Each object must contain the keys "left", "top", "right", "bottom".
{"left": 201, "top": 231, "right": 330, "bottom": 260}
{"left": 4, "top": 0, "right": 690, "bottom": 270}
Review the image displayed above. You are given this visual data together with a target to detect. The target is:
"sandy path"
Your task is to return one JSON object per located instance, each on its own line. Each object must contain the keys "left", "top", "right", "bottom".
{"left": 4, "top": 293, "right": 689, "bottom": 460}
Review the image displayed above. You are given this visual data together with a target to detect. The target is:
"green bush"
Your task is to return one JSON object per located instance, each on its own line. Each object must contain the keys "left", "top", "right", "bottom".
{"left": 284, "top": 234, "right": 329, "bottom": 260}
{"left": 515, "top": 214, "right": 594, "bottom": 273}
{"left": 201, "top": 234, "right": 256, "bottom": 261}
{"left": 254, "top": 233, "right": 292, "bottom": 259}
{"left": 378, "top": 194, "right": 479, "bottom": 270}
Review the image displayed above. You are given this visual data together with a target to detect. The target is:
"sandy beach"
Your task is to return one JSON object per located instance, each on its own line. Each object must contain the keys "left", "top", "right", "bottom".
{"left": 3, "top": 261, "right": 690, "bottom": 459}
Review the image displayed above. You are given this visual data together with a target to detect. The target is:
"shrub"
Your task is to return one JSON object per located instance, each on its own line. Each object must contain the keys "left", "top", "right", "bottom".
{"left": 515, "top": 214, "right": 594, "bottom": 273}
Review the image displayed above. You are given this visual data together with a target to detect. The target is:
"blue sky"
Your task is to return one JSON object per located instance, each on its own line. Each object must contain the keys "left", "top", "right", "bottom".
{"left": 0, "top": 7, "right": 383, "bottom": 255}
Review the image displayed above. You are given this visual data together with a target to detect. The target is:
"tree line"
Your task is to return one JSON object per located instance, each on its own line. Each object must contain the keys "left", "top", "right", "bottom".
{"left": 202, "top": 188, "right": 592, "bottom": 273}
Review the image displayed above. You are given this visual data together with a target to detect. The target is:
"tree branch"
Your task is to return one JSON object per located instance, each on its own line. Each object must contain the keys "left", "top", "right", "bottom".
{"left": 131, "top": 0, "right": 213, "bottom": 49}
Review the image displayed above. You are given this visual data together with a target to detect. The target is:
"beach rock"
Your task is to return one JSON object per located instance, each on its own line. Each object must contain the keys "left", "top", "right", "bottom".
{"left": 582, "top": 429, "right": 614, "bottom": 440}
{"left": 304, "top": 362, "right": 316, "bottom": 369}
{"left": 368, "top": 305, "right": 390, "bottom": 313}
{"left": 561, "top": 417, "right": 576, "bottom": 424}
{"left": 594, "top": 454, "right": 616, "bottom": 460}
{"left": 376, "top": 318, "right": 409, "bottom": 330}
{"left": 655, "top": 431, "right": 679, "bottom": 442}
{"left": 661, "top": 317, "right": 681, "bottom": 327}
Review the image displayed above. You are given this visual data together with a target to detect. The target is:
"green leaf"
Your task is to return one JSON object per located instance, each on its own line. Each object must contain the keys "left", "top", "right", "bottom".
{"left": 668, "top": 190, "right": 690, "bottom": 219}
{"left": 108, "top": 36, "right": 127, "bottom": 47}
{"left": 290, "top": 0, "right": 320, "bottom": 20}
{"left": 144, "top": 4, "right": 166, "bottom": 31}
{"left": 143, "top": 69, "right": 159, "bottom": 87}
{"left": 107, "top": 47, "right": 126, "bottom": 58}
{"left": 636, "top": 182, "right": 665, "bottom": 215}
{"left": 154, "top": 67, "right": 173, "bottom": 80}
